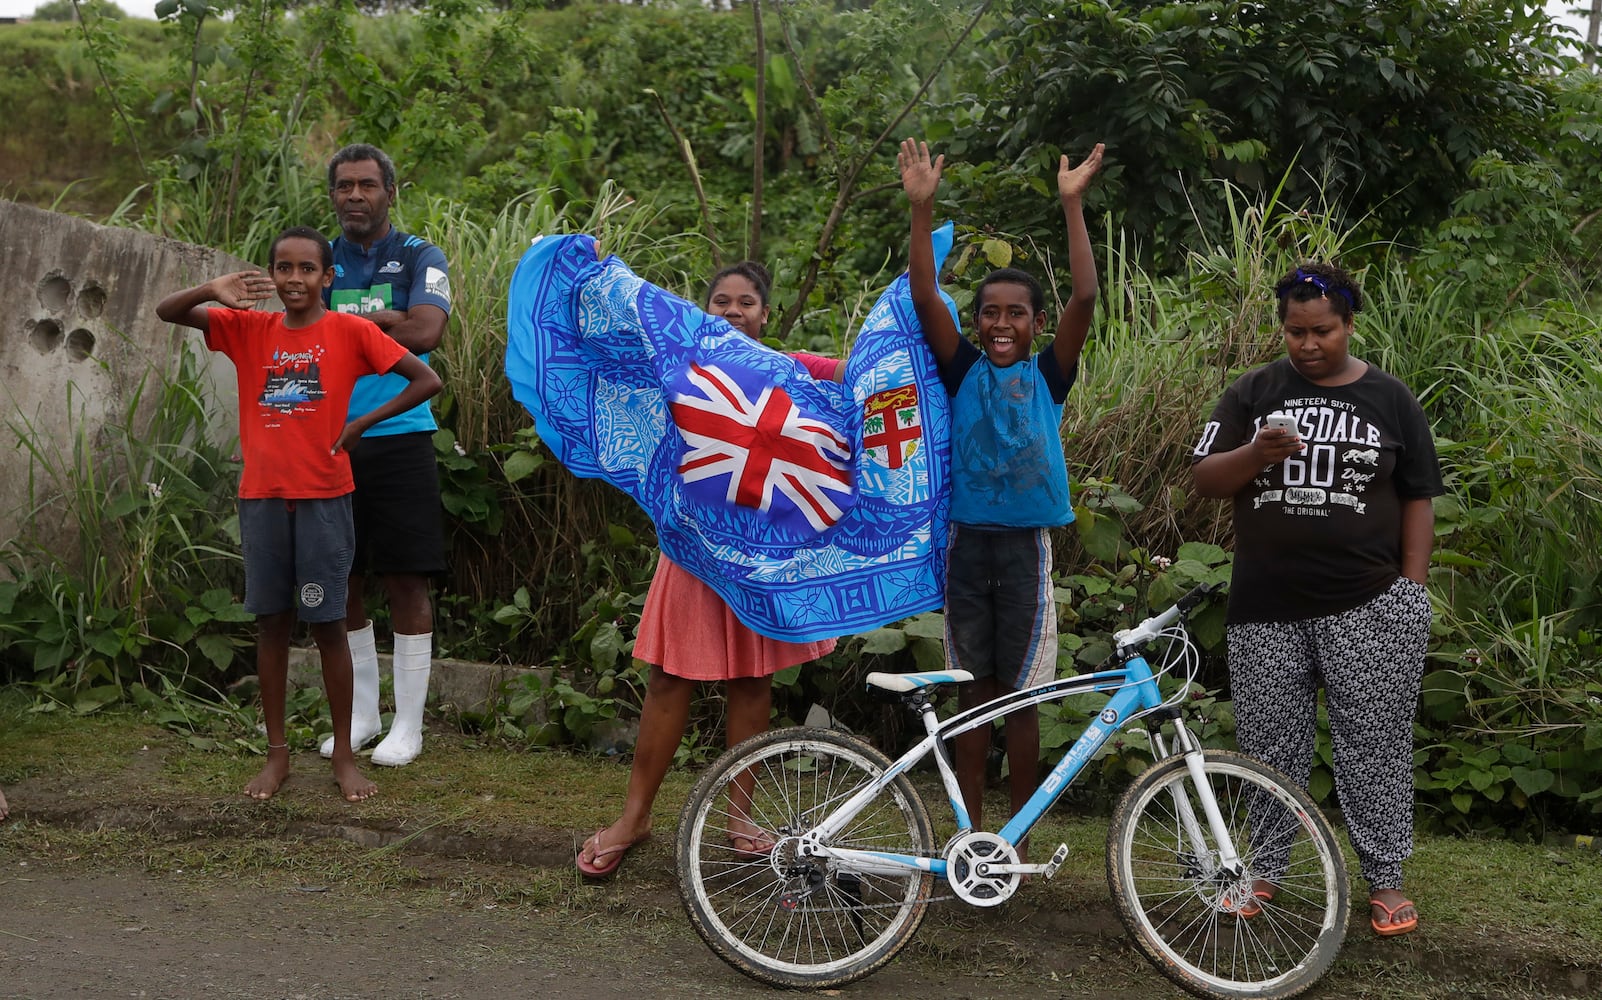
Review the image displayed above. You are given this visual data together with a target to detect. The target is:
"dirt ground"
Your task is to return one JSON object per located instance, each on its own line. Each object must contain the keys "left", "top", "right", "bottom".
{"left": 1, "top": 728, "right": 1598, "bottom": 1000}
{"left": 1, "top": 834, "right": 1169, "bottom": 1000}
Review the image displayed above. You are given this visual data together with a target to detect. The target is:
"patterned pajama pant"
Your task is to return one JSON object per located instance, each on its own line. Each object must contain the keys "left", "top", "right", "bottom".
{"left": 1226, "top": 576, "right": 1432, "bottom": 891}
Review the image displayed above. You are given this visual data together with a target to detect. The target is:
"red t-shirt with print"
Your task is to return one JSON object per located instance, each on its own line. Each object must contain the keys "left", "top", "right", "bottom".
{"left": 205, "top": 308, "right": 409, "bottom": 499}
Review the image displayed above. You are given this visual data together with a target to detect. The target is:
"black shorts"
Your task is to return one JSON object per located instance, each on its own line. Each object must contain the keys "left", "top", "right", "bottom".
{"left": 239, "top": 496, "right": 354, "bottom": 623}
{"left": 942, "top": 524, "right": 1059, "bottom": 690}
{"left": 349, "top": 431, "right": 447, "bottom": 577}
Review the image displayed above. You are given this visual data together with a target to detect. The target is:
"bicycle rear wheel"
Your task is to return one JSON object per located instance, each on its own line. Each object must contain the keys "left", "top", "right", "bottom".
{"left": 1107, "top": 750, "right": 1348, "bottom": 1000}
{"left": 676, "top": 727, "right": 935, "bottom": 989}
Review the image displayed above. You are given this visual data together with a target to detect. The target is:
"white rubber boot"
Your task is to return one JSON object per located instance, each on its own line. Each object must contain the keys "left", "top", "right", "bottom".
{"left": 320, "top": 620, "right": 383, "bottom": 758}
{"left": 370, "top": 631, "right": 431, "bottom": 767}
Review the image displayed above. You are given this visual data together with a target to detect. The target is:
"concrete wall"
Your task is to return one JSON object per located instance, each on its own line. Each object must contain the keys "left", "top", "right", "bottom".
{"left": 0, "top": 199, "right": 259, "bottom": 559}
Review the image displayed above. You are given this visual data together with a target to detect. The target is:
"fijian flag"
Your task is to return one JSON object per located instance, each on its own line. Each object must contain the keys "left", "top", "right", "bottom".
{"left": 504, "top": 227, "right": 958, "bottom": 642}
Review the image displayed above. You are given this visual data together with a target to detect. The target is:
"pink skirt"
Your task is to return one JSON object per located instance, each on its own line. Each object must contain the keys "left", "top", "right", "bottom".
{"left": 634, "top": 555, "right": 837, "bottom": 681}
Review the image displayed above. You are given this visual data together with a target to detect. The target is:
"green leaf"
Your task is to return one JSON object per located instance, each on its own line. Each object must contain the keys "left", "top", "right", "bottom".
{"left": 1509, "top": 766, "right": 1554, "bottom": 797}
{"left": 857, "top": 627, "right": 907, "bottom": 655}
{"left": 503, "top": 450, "right": 543, "bottom": 483}
{"left": 1175, "top": 541, "right": 1228, "bottom": 565}
{"left": 909, "top": 636, "right": 946, "bottom": 672}
{"left": 589, "top": 622, "right": 625, "bottom": 671}
{"left": 1307, "top": 767, "right": 1333, "bottom": 803}
{"left": 1074, "top": 509, "right": 1122, "bottom": 562}
{"left": 981, "top": 238, "right": 1012, "bottom": 268}
{"left": 73, "top": 686, "right": 120, "bottom": 715}
{"left": 197, "top": 634, "right": 235, "bottom": 671}
{"left": 901, "top": 613, "right": 946, "bottom": 640}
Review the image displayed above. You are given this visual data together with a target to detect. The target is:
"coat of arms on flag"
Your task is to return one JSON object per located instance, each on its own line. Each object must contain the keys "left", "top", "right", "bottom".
{"left": 862, "top": 385, "right": 922, "bottom": 470}
{"left": 504, "top": 225, "right": 960, "bottom": 641}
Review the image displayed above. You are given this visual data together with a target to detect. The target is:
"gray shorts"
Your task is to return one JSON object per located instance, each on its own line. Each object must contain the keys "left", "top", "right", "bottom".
{"left": 942, "top": 524, "right": 1058, "bottom": 690}
{"left": 239, "top": 496, "right": 355, "bottom": 623}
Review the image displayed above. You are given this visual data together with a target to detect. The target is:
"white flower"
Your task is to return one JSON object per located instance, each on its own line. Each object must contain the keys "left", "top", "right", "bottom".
{"left": 145, "top": 481, "right": 163, "bottom": 500}
{"left": 1150, "top": 555, "right": 1172, "bottom": 570}
{"left": 453, "top": 441, "right": 467, "bottom": 457}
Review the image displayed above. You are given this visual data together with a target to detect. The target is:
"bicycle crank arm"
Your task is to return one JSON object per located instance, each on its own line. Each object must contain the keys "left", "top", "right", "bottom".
{"left": 985, "top": 843, "right": 1071, "bottom": 879}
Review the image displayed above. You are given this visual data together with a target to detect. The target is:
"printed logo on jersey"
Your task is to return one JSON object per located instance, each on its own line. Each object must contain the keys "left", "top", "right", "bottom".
{"left": 378, "top": 259, "right": 404, "bottom": 275}
{"left": 1245, "top": 400, "right": 1384, "bottom": 519}
{"left": 300, "top": 582, "right": 325, "bottom": 608}
{"left": 424, "top": 266, "right": 451, "bottom": 305}
{"left": 330, "top": 284, "right": 394, "bottom": 316}
{"left": 260, "top": 345, "right": 328, "bottom": 414}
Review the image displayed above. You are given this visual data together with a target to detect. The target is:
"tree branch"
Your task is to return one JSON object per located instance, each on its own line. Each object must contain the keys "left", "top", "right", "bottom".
{"left": 749, "top": 0, "right": 767, "bottom": 262}
{"left": 776, "top": 0, "right": 996, "bottom": 339}
{"left": 647, "top": 88, "right": 723, "bottom": 268}
{"left": 70, "top": 0, "right": 147, "bottom": 177}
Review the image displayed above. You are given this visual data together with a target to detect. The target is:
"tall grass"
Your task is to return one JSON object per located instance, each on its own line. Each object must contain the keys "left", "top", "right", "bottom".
{"left": 0, "top": 347, "right": 247, "bottom": 693}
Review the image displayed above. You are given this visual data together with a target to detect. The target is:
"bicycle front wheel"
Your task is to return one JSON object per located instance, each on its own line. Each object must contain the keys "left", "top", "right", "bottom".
{"left": 676, "top": 727, "right": 935, "bottom": 989}
{"left": 1107, "top": 750, "right": 1348, "bottom": 1000}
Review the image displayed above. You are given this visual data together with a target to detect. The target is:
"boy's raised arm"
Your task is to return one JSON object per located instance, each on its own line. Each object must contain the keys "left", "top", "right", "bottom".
{"left": 898, "top": 138, "right": 961, "bottom": 367}
{"left": 1051, "top": 142, "right": 1105, "bottom": 376}
{"left": 155, "top": 271, "right": 275, "bottom": 332}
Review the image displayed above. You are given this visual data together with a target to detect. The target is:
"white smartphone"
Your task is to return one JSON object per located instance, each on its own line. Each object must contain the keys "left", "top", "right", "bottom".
{"left": 1264, "top": 413, "right": 1299, "bottom": 437}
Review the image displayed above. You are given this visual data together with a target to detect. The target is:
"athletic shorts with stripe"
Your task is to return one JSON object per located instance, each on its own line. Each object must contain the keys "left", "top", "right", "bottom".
{"left": 942, "top": 524, "right": 1058, "bottom": 690}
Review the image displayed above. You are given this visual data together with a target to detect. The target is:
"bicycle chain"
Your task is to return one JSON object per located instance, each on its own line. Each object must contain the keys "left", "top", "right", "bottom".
{"left": 770, "top": 880, "right": 994, "bottom": 913}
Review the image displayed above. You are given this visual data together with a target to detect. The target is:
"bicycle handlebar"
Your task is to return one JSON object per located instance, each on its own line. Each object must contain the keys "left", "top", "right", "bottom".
{"left": 1113, "top": 582, "right": 1222, "bottom": 651}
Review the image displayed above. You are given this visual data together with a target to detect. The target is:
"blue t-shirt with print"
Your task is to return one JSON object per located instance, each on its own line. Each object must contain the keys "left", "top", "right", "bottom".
{"left": 327, "top": 227, "right": 451, "bottom": 436}
{"left": 940, "top": 338, "right": 1076, "bottom": 528}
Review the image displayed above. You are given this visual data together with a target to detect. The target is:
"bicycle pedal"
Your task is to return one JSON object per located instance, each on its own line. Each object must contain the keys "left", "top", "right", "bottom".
{"left": 1040, "top": 843, "right": 1070, "bottom": 880}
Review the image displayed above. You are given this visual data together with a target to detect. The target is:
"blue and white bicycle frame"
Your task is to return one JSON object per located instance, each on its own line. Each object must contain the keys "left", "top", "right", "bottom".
{"left": 793, "top": 586, "right": 1240, "bottom": 887}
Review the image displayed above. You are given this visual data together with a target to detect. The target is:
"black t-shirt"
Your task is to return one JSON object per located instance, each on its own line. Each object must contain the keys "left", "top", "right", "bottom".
{"left": 1192, "top": 357, "right": 1444, "bottom": 624}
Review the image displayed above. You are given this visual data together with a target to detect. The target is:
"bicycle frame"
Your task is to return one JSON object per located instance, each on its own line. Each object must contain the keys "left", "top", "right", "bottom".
{"left": 800, "top": 626, "right": 1242, "bottom": 884}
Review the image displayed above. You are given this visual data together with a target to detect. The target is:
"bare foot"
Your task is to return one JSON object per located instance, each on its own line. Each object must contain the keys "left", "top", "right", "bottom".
{"left": 244, "top": 750, "right": 290, "bottom": 801}
{"left": 0, "top": 784, "right": 9, "bottom": 821}
{"left": 331, "top": 757, "right": 377, "bottom": 802}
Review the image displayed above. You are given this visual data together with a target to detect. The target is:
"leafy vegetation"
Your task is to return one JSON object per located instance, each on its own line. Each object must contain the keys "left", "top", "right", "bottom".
{"left": 2, "top": 0, "right": 1601, "bottom": 839}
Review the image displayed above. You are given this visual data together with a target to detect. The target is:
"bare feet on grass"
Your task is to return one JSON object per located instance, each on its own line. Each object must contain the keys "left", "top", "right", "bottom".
{"left": 332, "top": 757, "right": 377, "bottom": 802}
{"left": 244, "top": 748, "right": 291, "bottom": 801}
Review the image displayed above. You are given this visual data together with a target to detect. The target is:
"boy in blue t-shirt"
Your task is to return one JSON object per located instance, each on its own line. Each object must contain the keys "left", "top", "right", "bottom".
{"left": 899, "top": 137, "right": 1104, "bottom": 851}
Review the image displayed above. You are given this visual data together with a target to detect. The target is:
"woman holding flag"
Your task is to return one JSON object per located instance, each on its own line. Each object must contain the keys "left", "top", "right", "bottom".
{"left": 576, "top": 261, "right": 845, "bottom": 878}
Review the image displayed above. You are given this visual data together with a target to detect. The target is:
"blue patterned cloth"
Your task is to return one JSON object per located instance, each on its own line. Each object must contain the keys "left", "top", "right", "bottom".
{"left": 505, "top": 230, "right": 958, "bottom": 641}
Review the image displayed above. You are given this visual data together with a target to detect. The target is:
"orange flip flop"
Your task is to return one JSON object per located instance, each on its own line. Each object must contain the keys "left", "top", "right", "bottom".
{"left": 1226, "top": 884, "right": 1274, "bottom": 919}
{"left": 1370, "top": 896, "right": 1419, "bottom": 936}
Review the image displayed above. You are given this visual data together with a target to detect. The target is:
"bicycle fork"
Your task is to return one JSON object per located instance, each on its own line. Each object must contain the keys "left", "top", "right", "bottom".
{"left": 1147, "top": 719, "right": 1248, "bottom": 892}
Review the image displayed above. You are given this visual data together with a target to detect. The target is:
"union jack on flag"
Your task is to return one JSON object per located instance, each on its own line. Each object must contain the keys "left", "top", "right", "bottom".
{"left": 670, "top": 362, "right": 854, "bottom": 532}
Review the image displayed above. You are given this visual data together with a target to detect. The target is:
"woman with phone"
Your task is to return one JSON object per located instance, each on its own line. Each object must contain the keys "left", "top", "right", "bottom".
{"left": 1189, "top": 261, "right": 1442, "bottom": 938}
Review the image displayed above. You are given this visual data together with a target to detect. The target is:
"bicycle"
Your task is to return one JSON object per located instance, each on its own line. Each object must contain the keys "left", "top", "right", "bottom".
{"left": 675, "top": 583, "right": 1349, "bottom": 999}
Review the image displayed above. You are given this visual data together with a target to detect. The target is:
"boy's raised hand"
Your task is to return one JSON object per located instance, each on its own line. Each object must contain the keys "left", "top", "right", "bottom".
{"left": 211, "top": 270, "right": 276, "bottom": 309}
{"left": 898, "top": 138, "right": 944, "bottom": 206}
{"left": 1058, "top": 142, "right": 1106, "bottom": 202}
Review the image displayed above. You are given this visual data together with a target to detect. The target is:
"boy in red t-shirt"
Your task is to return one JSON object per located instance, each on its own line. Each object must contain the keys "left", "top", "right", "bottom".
{"left": 157, "top": 226, "right": 442, "bottom": 803}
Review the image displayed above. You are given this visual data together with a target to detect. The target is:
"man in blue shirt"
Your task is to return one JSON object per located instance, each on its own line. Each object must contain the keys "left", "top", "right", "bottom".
{"left": 318, "top": 143, "right": 451, "bottom": 768}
